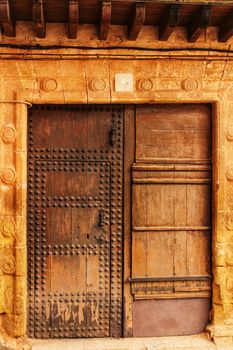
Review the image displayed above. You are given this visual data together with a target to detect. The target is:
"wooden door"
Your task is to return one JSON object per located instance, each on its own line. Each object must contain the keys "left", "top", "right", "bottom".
{"left": 27, "top": 105, "right": 123, "bottom": 338}
{"left": 131, "top": 104, "right": 212, "bottom": 336}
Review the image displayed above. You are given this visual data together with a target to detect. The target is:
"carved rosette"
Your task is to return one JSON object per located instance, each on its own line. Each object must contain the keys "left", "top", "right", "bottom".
{"left": 226, "top": 123, "right": 233, "bottom": 141}
{"left": 226, "top": 165, "right": 233, "bottom": 181}
{"left": 137, "top": 78, "right": 154, "bottom": 92}
{"left": 41, "top": 78, "right": 58, "bottom": 92}
{"left": 89, "top": 78, "right": 106, "bottom": 91}
{"left": 1, "top": 125, "right": 16, "bottom": 143}
{"left": 2, "top": 255, "right": 16, "bottom": 275}
{"left": 182, "top": 78, "right": 199, "bottom": 91}
{"left": 0, "top": 220, "right": 16, "bottom": 238}
{"left": 1, "top": 167, "right": 17, "bottom": 185}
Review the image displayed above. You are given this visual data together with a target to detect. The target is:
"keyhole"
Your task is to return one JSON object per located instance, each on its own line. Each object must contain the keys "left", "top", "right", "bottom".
{"left": 87, "top": 234, "right": 89, "bottom": 239}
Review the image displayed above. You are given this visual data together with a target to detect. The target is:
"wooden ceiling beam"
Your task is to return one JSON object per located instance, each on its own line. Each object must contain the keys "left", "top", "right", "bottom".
{"left": 68, "top": 0, "right": 79, "bottom": 39}
{"left": 188, "top": 5, "right": 211, "bottom": 42}
{"left": 159, "top": 4, "right": 180, "bottom": 41}
{"left": 99, "top": 1, "right": 111, "bottom": 40}
{"left": 219, "top": 10, "right": 233, "bottom": 42}
{"left": 0, "top": 0, "right": 15, "bottom": 37}
{"left": 33, "top": 0, "right": 46, "bottom": 38}
{"left": 128, "top": 3, "right": 146, "bottom": 40}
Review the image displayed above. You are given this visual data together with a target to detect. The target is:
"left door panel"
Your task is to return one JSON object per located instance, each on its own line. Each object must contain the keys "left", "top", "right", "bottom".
{"left": 27, "top": 105, "right": 124, "bottom": 338}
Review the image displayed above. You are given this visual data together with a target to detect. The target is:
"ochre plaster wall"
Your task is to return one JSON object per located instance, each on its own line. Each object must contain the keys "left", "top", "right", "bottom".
{"left": 1, "top": 36, "right": 233, "bottom": 346}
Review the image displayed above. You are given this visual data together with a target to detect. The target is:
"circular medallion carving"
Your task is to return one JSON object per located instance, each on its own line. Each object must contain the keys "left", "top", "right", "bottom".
{"left": 226, "top": 123, "right": 233, "bottom": 141}
{"left": 1, "top": 167, "right": 16, "bottom": 184}
{"left": 226, "top": 212, "right": 233, "bottom": 230}
{"left": 90, "top": 78, "right": 106, "bottom": 92}
{"left": 41, "top": 78, "right": 58, "bottom": 92}
{"left": 1, "top": 125, "right": 16, "bottom": 143}
{"left": 226, "top": 165, "right": 233, "bottom": 181}
{"left": 2, "top": 256, "right": 16, "bottom": 275}
{"left": 137, "top": 79, "right": 153, "bottom": 92}
{"left": 1, "top": 220, "right": 15, "bottom": 238}
{"left": 182, "top": 78, "right": 199, "bottom": 91}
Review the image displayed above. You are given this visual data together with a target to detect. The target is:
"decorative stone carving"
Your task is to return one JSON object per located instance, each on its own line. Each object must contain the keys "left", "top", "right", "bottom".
{"left": 1, "top": 125, "right": 16, "bottom": 143}
{"left": 137, "top": 78, "right": 153, "bottom": 92}
{"left": 226, "top": 246, "right": 233, "bottom": 266}
{"left": 226, "top": 165, "right": 233, "bottom": 181}
{"left": 226, "top": 212, "right": 233, "bottom": 230}
{"left": 4, "top": 286, "right": 13, "bottom": 313}
{"left": 227, "top": 189, "right": 233, "bottom": 210}
{"left": 90, "top": 78, "right": 106, "bottom": 91}
{"left": 226, "top": 276, "right": 233, "bottom": 291}
{"left": 226, "top": 123, "right": 233, "bottom": 141}
{"left": 0, "top": 220, "right": 16, "bottom": 238}
{"left": 41, "top": 78, "right": 58, "bottom": 92}
{"left": 182, "top": 78, "right": 199, "bottom": 91}
{"left": 1, "top": 167, "right": 17, "bottom": 184}
{"left": 15, "top": 293, "right": 25, "bottom": 314}
{"left": 2, "top": 255, "right": 16, "bottom": 275}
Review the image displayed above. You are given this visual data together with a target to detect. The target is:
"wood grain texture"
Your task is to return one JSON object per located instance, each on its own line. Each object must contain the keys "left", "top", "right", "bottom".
{"left": 27, "top": 105, "right": 124, "bottom": 338}
{"left": 132, "top": 104, "right": 212, "bottom": 305}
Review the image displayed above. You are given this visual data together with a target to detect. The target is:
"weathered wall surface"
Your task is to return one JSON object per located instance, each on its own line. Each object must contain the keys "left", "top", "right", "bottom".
{"left": 1, "top": 22, "right": 233, "bottom": 348}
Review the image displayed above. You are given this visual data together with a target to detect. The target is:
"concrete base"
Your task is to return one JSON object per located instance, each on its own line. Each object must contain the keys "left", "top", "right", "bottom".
{"left": 29, "top": 333, "right": 222, "bottom": 350}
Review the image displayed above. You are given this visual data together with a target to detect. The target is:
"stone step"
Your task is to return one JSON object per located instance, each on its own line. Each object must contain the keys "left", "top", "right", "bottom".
{"left": 29, "top": 333, "right": 219, "bottom": 350}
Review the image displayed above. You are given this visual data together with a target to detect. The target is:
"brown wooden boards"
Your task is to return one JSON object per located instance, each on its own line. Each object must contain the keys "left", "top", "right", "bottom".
{"left": 131, "top": 104, "right": 212, "bottom": 336}
{"left": 27, "top": 105, "right": 123, "bottom": 338}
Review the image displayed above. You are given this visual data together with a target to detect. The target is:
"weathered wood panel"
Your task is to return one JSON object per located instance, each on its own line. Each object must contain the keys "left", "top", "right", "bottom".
{"left": 27, "top": 105, "right": 123, "bottom": 338}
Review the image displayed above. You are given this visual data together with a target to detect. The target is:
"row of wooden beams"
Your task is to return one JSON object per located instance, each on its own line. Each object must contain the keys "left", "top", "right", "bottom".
{"left": 1, "top": 1, "right": 233, "bottom": 42}
{"left": 0, "top": 0, "right": 14, "bottom": 37}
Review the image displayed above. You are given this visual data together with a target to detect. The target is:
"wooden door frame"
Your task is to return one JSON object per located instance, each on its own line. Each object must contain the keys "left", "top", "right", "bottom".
{"left": 15, "top": 87, "right": 218, "bottom": 338}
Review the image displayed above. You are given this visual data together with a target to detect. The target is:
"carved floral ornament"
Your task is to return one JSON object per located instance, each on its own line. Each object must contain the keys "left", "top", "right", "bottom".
{"left": 0, "top": 220, "right": 16, "bottom": 238}
{"left": 226, "top": 123, "right": 233, "bottom": 141}
{"left": 0, "top": 167, "right": 17, "bottom": 185}
{"left": 226, "top": 165, "right": 233, "bottom": 181}
{"left": 1, "top": 125, "right": 16, "bottom": 143}
{"left": 40, "top": 78, "right": 58, "bottom": 92}
{"left": 38, "top": 76, "right": 202, "bottom": 94}
{"left": 2, "top": 255, "right": 16, "bottom": 275}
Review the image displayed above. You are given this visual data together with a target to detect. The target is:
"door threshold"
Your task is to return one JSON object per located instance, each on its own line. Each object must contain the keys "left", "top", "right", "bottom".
{"left": 29, "top": 333, "right": 218, "bottom": 350}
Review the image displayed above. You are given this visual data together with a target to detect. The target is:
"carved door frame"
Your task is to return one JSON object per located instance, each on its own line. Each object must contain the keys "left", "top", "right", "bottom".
{"left": 10, "top": 86, "right": 219, "bottom": 339}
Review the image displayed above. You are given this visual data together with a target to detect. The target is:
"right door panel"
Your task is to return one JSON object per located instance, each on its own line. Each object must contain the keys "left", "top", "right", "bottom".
{"left": 131, "top": 104, "right": 212, "bottom": 336}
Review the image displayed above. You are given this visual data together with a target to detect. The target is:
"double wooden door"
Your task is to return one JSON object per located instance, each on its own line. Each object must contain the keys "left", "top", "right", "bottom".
{"left": 27, "top": 105, "right": 123, "bottom": 338}
{"left": 28, "top": 104, "right": 212, "bottom": 338}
